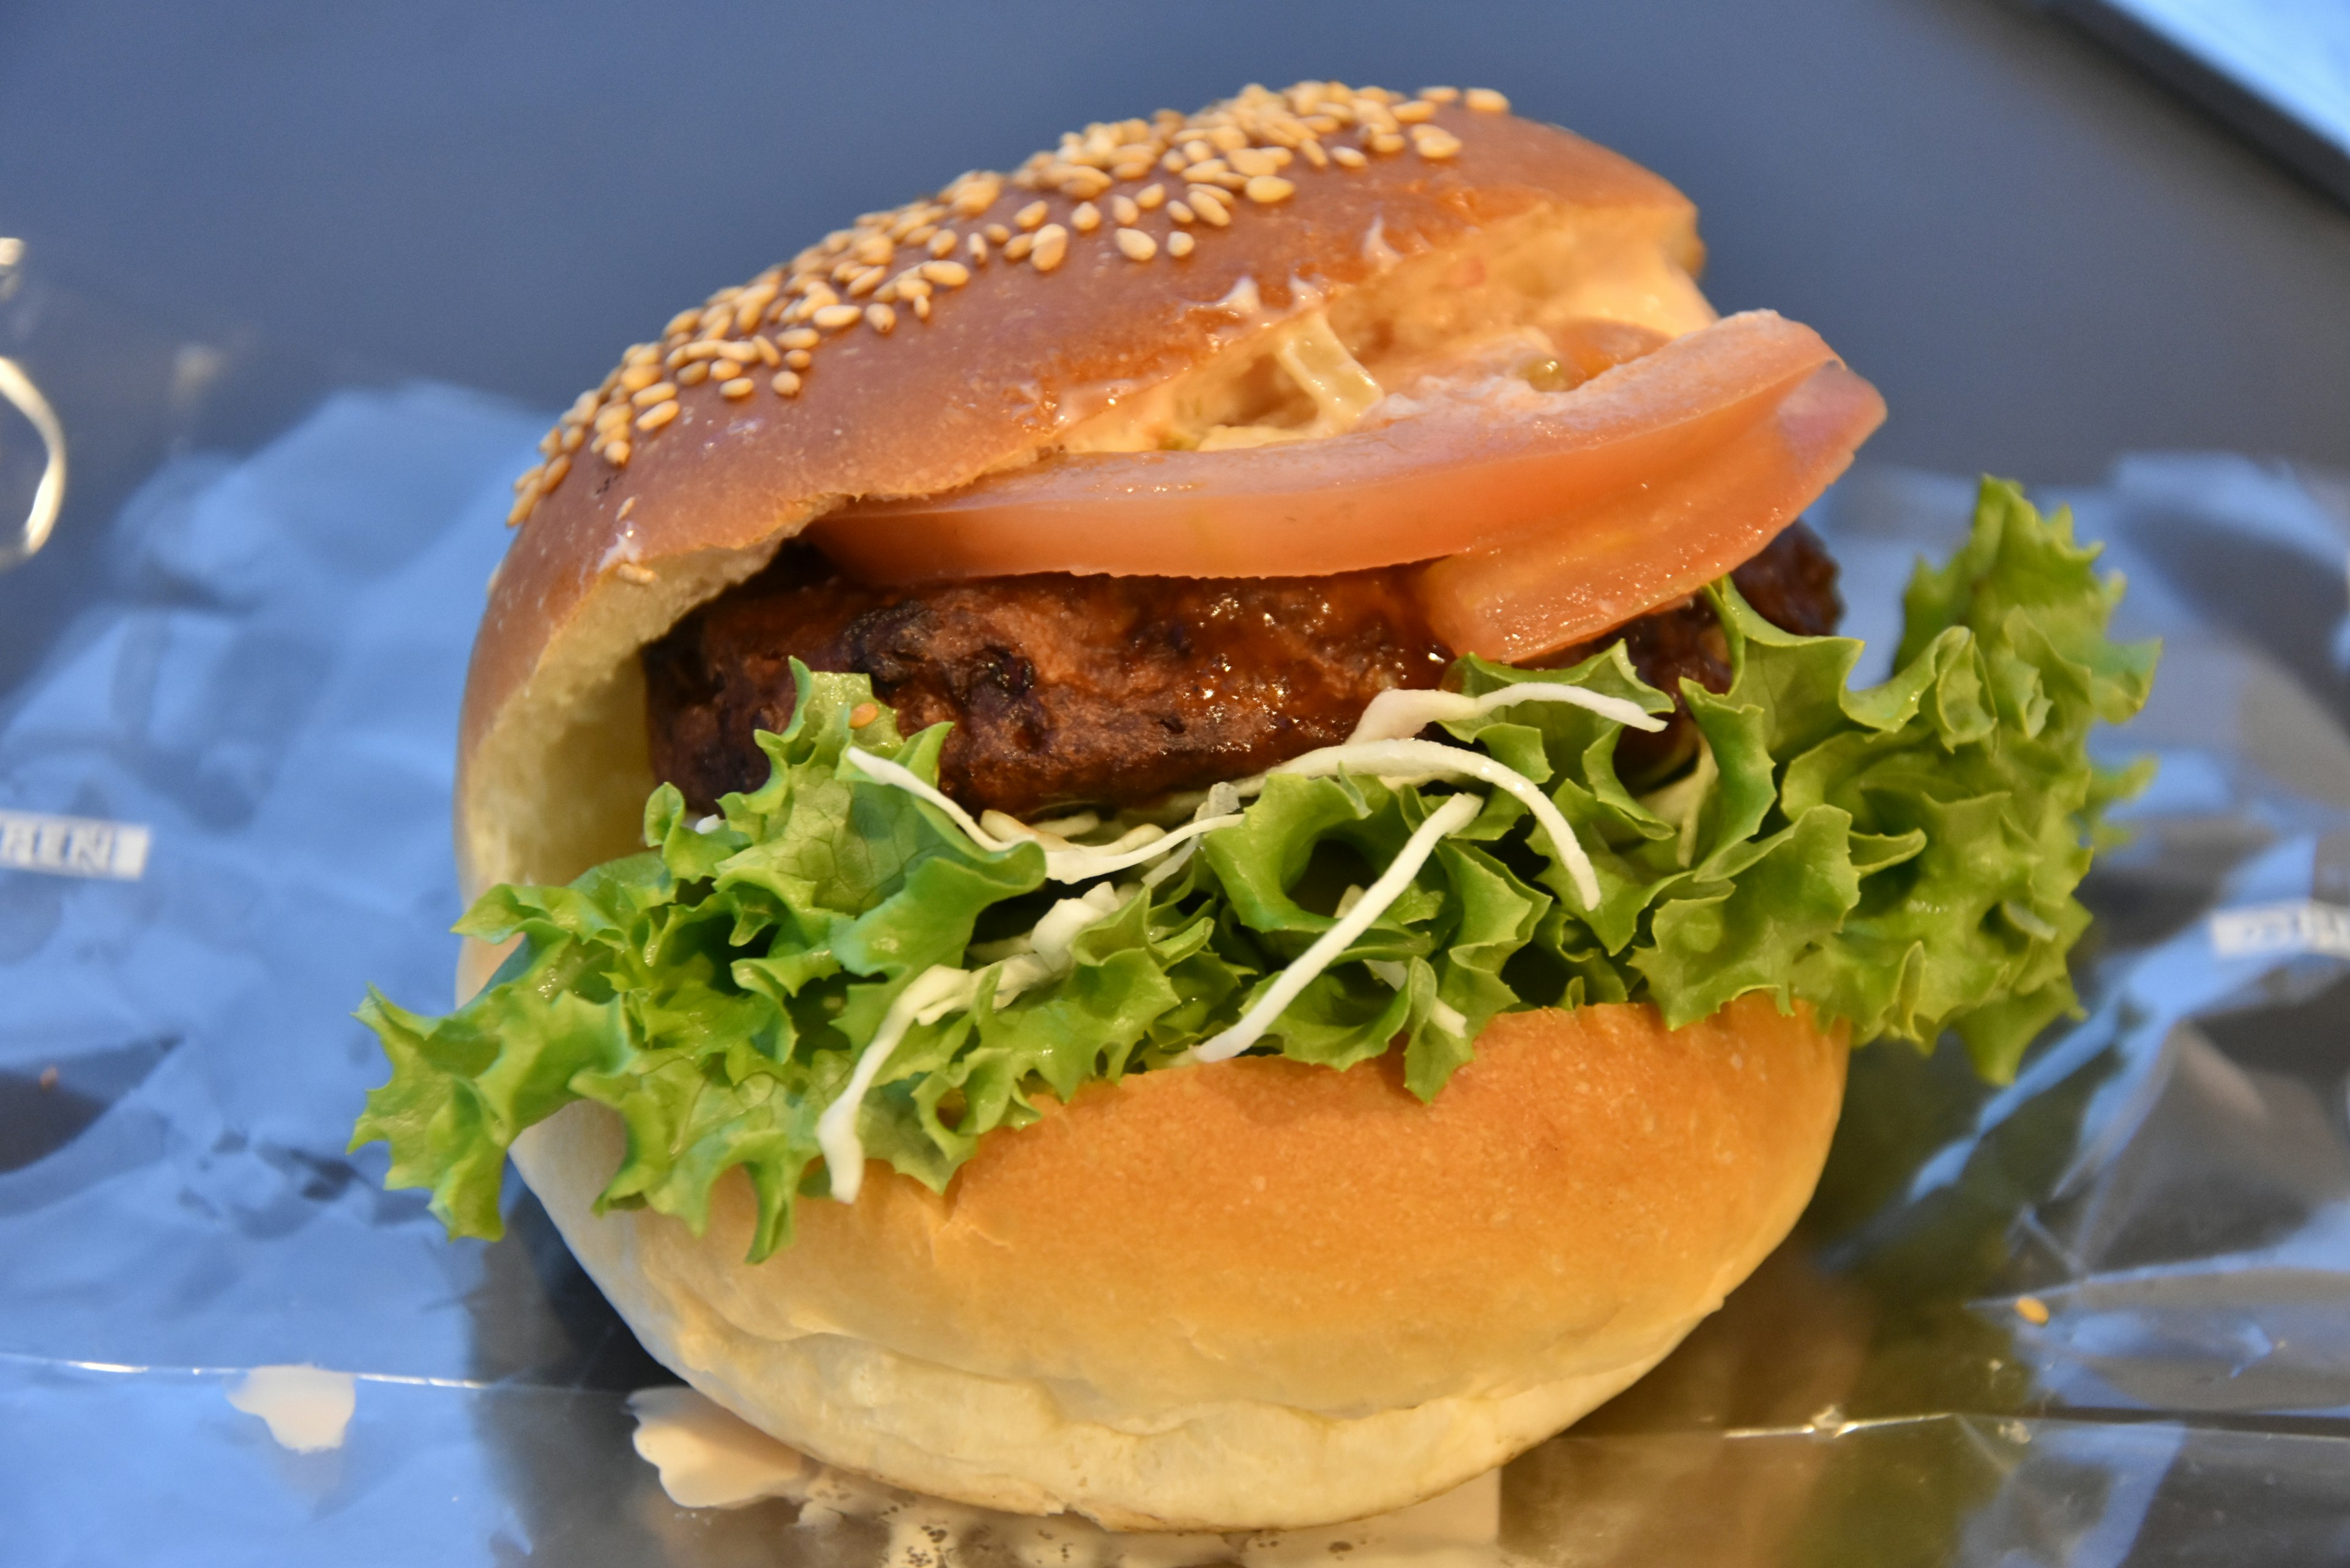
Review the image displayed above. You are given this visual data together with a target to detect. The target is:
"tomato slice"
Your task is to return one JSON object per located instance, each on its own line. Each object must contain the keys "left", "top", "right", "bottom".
{"left": 1415, "top": 363, "right": 1887, "bottom": 661}
{"left": 807, "top": 312, "right": 1844, "bottom": 583}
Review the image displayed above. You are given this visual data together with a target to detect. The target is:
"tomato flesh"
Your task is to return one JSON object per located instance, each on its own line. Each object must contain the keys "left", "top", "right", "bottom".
{"left": 1415, "top": 363, "right": 1887, "bottom": 660}
{"left": 808, "top": 312, "right": 1845, "bottom": 583}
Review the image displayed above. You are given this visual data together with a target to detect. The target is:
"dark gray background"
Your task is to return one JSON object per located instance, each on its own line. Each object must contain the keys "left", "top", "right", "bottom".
{"left": 2, "top": 0, "right": 2348, "bottom": 681}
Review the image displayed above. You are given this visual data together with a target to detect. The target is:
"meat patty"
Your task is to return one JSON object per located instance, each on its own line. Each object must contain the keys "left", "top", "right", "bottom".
{"left": 643, "top": 525, "right": 1841, "bottom": 816}
{"left": 644, "top": 556, "right": 1452, "bottom": 817}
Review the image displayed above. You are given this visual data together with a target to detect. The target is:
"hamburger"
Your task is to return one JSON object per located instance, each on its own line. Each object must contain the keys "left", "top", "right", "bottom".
{"left": 352, "top": 81, "right": 2157, "bottom": 1531}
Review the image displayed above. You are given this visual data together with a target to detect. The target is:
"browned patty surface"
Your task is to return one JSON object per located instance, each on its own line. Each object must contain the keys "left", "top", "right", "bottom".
{"left": 643, "top": 525, "right": 1840, "bottom": 816}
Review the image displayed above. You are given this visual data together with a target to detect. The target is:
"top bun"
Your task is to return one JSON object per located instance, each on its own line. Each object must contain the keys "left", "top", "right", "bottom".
{"left": 458, "top": 83, "right": 1714, "bottom": 897}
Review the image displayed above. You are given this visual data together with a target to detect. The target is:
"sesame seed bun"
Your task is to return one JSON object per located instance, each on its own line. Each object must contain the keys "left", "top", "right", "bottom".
{"left": 508, "top": 993, "right": 1846, "bottom": 1530}
{"left": 458, "top": 85, "right": 1711, "bottom": 897}
{"left": 451, "top": 81, "right": 1846, "bottom": 1531}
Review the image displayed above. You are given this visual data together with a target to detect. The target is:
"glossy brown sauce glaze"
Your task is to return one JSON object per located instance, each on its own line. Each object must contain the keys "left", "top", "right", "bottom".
{"left": 643, "top": 525, "right": 1840, "bottom": 816}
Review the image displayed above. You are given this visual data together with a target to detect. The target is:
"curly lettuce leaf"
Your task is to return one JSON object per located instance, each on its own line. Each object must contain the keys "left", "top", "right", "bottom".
{"left": 354, "top": 479, "right": 2157, "bottom": 1257}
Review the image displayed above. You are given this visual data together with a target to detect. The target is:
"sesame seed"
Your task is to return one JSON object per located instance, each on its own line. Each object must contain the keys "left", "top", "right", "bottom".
{"left": 1111, "top": 193, "right": 1140, "bottom": 225}
{"left": 1136, "top": 182, "right": 1166, "bottom": 209}
{"left": 1395, "top": 100, "right": 1436, "bottom": 124}
{"left": 1299, "top": 137, "right": 1329, "bottom": 169}
{"left": 849, "top": 701, "right": 881, "bottom": 728}
{"left": 664, "top": 309, "right": 703, "bottom": 336}
{"left": 1168, "top": 200, "right": 1195, "bottom": 224}
{"left": 515, "top": 465, "right": 543, "bottom": 493}
{"left": 864, "top": 302, "right": 897, "bottom": 333}
{"left": 948, "top": 173, "right": 1002, "bottom": 216}
{"left": 720, "top": 376, "right": 755, "bottom": 398}
{"left": 1188, "top": 187, "right": 1232, "bottom": 225}
{"left": 1420, "top": 86, "right": 1460, "bottom": 103}
{"left": 1029, "top": 224, "right": 1069, "bottom": 271}
{"left": 912, "top": 296, "right": 931, "bottom": 321}
{"left": 875, "top": 282, "right": 898, "bottom": 304}
{"left": 624, "top": 343, "right": 662, "bottom": 366}
{"left": 1004, "top": 233, "right": 1034, "bottom": 261}
{"left": 983, "top": 223, "right": 1010, "bottom": 244}
{"left": 1115, "top": 227, "right": 1157, "bottom": 261}
{"left": 594, "top": 405, "right": 630, "bottom": 431}
{"left": 1332, "top": 144, "right": 1367, "bottom": 168}
{"left": 1412, "top": 125, "right": 1463, "bottom": 160}
{"left": 635, "top": 401, "right": 679, "bottom": 431}
{"left": 676, "top": 361, "right": 709, "bottom": 386}
{"left": 1244, "top": 175, "right": 1295, "bottom": 204}
{"left": 561, "top": 426, "right": 585, "bottom": 452}
{"left": 813, "top": 303, "right": 862, "bottom": 330}
{"left": 921, "top": 259, "right": 970, "bottom": 286}
{"left": 1071, "top": 201, "right": 1102, "bottom": 233}
{"left": 616, "top": 562, "right": 658, "bottom": 586}
{"left": 772, "top": 370, "right": 802, "bottom": 397}
{"left": 1209, "top": 125, "right": 1247, "bottom": 151}
{"left": 1370, "top": 131, "right": 1406, "bottom": 155}
{"left": 968, "top": 234, "right": 990, "bottom": 265}
{"left": 785, "top": 349, "right": 811, "bottom": 369}
{"left": 1229, "top": 147, "right": 1280, "bottom": 176}
{"left": 778, "top": 327, "right": 818, "bottom": 349}
{"left": 1161, "top": 149, "right": 1187, "bottom": 171}
{"left": 852, "top": 234, "right": 893, "bottom": 265}
{"left": 632, "top": 382, "right": 677, "bottom": 406}
{"left": 507, "top": 498, "right": 533, "bottom": 526}
{"left": 895, "top": 275, "right": 933, "bottom": 300}
{"left": 619, "top": 364, "right": 662, "bottom": 392}
{"left": 1464, "top": 88, "right": 1509, "bottom": 113}
{"left": 605, "top": 440, "right": 630, "bottom": 468}
{"left": 753, "top": 337, "right": 781, "bottom": 365}
{"left": 543, "top": 452, "right": 570, "bottom": 488}
{"left": 1184, "top": 158, "right": 1231, "bottom": 181}
{"left": 1015, "top": 201, "right": 1048, "bottom": 230}
{"left": 846, "top": 267, "right": 887, "bottom": 298}
{"left": 927, "top": 230, "right": 958, "bottom": 258}
{"left": 1166, "top": 230, "right": 1195, "bottom": 258}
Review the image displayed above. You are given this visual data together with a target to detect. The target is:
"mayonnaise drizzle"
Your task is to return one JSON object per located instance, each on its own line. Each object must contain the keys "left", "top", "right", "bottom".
{"left": 1190, "top": 792, "right": 1482, "bottom": 1064}
{"left": 1256, "top": 737, "right": 1603, "bottom": 909}
{"left": 1346, "top": 682, "right": 1665, "bottom": 744}
{"left": 816, "top": 886, "right": 1129, "bottom": 1201}
{"left": 844, "top": 747, "right": 1244, "bottom": 881}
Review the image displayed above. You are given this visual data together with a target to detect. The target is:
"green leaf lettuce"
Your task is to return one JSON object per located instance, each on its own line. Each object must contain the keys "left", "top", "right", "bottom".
{"left": 354, "top": 479, "right": 2157, "bottom": 1256}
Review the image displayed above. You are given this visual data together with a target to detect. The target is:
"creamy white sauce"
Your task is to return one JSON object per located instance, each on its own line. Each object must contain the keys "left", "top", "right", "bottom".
{"left": 1255, "top": 737, "right": 1602, "bottom": 909}
{"left": 1347, "top": 683, "right": 1665, "bottom": 744}
{"left": 1191, "top": 792, "right": 1482, "bottom": 1064}
{"left": 225, "top": 1364, "right": 356, "bottom": 1454}
{"left": 846, "top": 747, "right": 1243, "bottom": 882}
{"left": 628, "top": 1385, "right": 809, "bottom": 1508}
{"left": 627, "top": 1385, "right": 1513, "bottom": 1568}
{"left": 816, "top": 884, "right": 1137, "bottom": 1200}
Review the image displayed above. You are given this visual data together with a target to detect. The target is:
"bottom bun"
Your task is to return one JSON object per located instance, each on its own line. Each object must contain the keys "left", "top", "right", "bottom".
{"left": 510, "top": 993, "right": 1848, "bottom": 1531}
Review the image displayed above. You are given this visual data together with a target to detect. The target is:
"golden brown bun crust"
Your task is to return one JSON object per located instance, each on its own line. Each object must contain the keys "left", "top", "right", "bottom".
{"left": 457, "top": 103, "right": 1699, "bottom": 894}
{"left": 509, "top": 993, "right": 1847, "bottom": 1527}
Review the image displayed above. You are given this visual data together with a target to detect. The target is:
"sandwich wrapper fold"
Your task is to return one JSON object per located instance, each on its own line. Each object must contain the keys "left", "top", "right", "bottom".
{"left": 2, "top": 379, "right": 2348, "bottom": 1566}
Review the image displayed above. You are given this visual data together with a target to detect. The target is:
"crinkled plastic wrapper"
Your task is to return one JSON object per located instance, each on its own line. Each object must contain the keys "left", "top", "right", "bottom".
{"left": 4, "top": 305, "right": 2348, "bottom": 1563}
